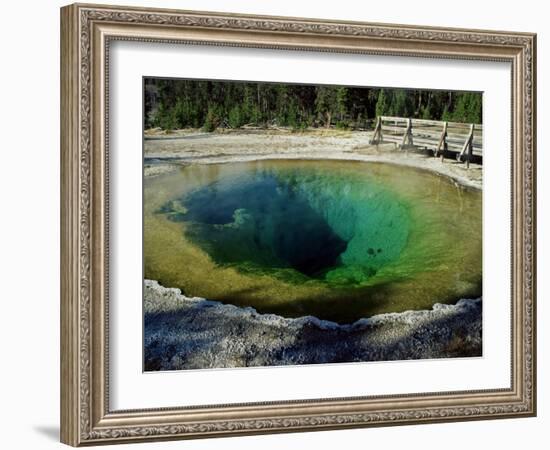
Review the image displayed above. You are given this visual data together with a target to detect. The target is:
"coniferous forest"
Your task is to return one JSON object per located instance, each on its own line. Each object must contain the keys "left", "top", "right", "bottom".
{"left": 144, "top": 78, "right": 482, "bottom": 132}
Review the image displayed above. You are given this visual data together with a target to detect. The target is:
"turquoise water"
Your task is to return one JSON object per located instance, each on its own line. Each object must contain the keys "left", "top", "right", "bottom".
{"left": 160, "top": 168, "right": 410, "bottom": 285}
{"left": 145, "top": 160, "right": 482, "bottom": 322}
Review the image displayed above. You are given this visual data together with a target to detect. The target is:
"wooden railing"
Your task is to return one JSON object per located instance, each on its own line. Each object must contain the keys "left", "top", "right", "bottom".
{"left": 370, "top": 116, "right": 483, "bottom": 168}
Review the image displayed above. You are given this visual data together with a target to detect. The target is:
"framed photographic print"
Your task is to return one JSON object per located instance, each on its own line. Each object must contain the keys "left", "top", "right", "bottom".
{"left": 60, "top": 3, "right": 537, "bottom": 446}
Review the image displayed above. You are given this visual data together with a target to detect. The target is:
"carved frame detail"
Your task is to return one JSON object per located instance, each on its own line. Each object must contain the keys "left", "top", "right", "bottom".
{"left": 61, "top": 3, "right": 536, "bottom": 446}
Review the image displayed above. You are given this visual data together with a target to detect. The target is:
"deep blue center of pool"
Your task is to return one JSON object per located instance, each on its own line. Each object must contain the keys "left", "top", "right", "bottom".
{"left": 158, "top": 168, "right": 411, "bottom": 283}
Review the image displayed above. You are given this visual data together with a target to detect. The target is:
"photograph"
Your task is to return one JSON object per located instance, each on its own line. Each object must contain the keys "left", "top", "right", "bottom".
{"left": 143, "top": 78, "right": 484, "bottom": 371}
{"left": 54, "top": 2, "right": 537, "bottom": 446}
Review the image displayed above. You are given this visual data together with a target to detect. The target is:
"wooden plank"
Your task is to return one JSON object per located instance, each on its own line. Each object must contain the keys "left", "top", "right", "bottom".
{"left": 411, "top": 119, "right": 446, "bottom": 126}
{"left": 447, "top": 123, "right": 483, "bottom": 130}
{"left": 411, "top": 129, "right": 445, "bottom": 138}
{"left": 389, "top": 129, "right": 474, "bottom": 138}
{"left": 384, "top": 133, "right": 481, "bottom": 147}
{"left": 408, "top": 137, "right": 482, "bottom": 154}
{"left": 380, "top": 125, "right": 408, "bottom": 133}
{"left": 408, "top": 132, "right": 480, "bottom": 145}
{"left": 381, "top": 115, "right": 483, "bottom": 129}
{"left": 410, "top": 117, "right": 483, "bottom": 129}
{"left": 380, "top": 116, "right": 408, "bottom": 122}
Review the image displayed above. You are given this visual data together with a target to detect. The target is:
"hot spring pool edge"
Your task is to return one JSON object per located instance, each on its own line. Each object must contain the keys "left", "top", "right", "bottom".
{"left": 145, "top": 278, "right": 481, "bottom": 327}
{"left": 145, "top": 159, "right": 482, "bottom": 322}
{"left": 144, "top": 154, "right": 483, "bottom": 192}
{"left": 144, "top": 279, "right": 482, "bottom": 371}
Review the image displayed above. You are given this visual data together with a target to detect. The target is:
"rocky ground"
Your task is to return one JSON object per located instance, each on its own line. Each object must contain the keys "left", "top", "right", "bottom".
{"left": 144, "top": 280, "right": 482, "bottom": 371}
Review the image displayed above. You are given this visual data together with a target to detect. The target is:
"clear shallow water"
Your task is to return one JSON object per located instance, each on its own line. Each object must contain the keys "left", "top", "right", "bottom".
{"left": 144, "top": 160, "right": 482, "bottom": 323}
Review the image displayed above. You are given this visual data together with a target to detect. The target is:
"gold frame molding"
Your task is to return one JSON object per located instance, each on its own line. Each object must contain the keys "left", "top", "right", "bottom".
{"left": 60, "top": 3, "right": 537, "bottom": 446}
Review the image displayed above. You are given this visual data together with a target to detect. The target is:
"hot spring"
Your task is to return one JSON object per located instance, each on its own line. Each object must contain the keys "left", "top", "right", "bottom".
{"left": 144, "top": 160, "right": 482, "bottom": 323}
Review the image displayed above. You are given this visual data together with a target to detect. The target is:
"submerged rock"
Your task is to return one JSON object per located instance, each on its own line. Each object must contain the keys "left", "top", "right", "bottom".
{"left": 144, "top": 279, "right": 482, "bottom": 371}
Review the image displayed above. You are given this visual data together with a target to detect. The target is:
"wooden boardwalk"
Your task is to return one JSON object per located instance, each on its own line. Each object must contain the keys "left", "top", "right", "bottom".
{"left": 370, "top": 116, "right": 483, "bottom": 168}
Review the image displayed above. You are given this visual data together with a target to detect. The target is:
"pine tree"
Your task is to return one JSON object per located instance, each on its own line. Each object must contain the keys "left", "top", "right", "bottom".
{"left": 375, "top": 89, "right": 389, "bottom": 118}
{"left": 315, "top": 86, "right": 337, "bottom": 128}
{"left": 144, "top": 78, "right": 483, "bottom": 132}
{"left": 335, "top": 87, "right": 349, "bottom": 127}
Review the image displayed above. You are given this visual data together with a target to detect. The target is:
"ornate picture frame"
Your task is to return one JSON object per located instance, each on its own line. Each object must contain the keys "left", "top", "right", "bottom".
{"left": 60, "top": 3, "right": 536, "bottom": 446}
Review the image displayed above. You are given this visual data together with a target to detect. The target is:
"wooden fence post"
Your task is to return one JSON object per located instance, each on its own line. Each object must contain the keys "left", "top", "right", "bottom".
{"left": 400, "top": 118, "right": 413, "bottom": 149}
{"left": 370, "top": 116, "right": 382, "bottom": 144}
{"left": 435, "top": 121, "right": 448, "bottom": 161}
{"left": 457, "top": 124, "right": 475, "bottom": 168}
{"left": 366, "top": 116, "right": 481, "bottom": 164}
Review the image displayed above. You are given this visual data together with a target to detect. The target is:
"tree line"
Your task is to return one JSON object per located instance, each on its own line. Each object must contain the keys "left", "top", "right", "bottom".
{"left": 144, "top": 78, "right": 482, "bottom": 131}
